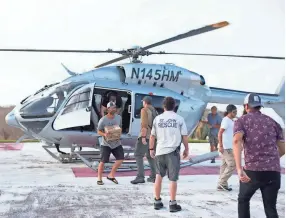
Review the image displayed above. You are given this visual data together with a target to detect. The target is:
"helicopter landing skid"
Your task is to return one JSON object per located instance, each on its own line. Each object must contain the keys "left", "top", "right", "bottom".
{"left": 76, "top": 150, "right": 220, "bottom": 173}
{"left": 43, "top": 145, "right": 79, "bottom": 163}
{"left": 42, "top": 145, "right": 101, "bottom": 163}
{"left": 75, "top": 152, "right": 148, "bottom": 172}
{"left": 74, "top": 145, "right": 142, "bottom": 172}
{"left": 42, "top": 144, "right": 136, "bottom": 164}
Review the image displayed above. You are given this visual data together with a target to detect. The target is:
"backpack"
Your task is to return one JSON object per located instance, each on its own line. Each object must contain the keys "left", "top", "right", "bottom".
{"left": 146, "top": 106, "right": 158, "bottom": 131}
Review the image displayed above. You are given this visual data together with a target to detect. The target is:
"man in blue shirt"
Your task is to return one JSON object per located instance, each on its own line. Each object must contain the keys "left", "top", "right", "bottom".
{"left": 203, "top": 106, "right": 222, "bottom": 163}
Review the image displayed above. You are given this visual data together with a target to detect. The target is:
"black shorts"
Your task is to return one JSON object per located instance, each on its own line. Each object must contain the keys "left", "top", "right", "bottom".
{"left": 101, "top": 145, "right": 124, "bottom": 163}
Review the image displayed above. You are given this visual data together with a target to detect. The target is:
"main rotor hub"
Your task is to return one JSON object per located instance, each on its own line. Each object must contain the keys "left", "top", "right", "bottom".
{"left": 125, "top": 46, "right": 146, "bottom": 63}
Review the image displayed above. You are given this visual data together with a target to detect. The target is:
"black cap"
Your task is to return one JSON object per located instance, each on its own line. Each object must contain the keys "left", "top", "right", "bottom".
{"left": 244, "top": 93, "right": 263, "bottom": 108}
{"left": 142, "top": 96, "right": 152, "bottom": 104}
{"left": 226, "top": 104, "right": 237, "bottom": 113}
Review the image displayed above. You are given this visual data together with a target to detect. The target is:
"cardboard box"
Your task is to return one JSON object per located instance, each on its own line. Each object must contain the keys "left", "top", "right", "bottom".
{"left": 104, "top": 125, "right": 122, "bottom": 141}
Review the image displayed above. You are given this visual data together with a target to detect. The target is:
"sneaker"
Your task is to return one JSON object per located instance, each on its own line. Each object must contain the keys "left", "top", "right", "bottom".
{"left": 211, "top": 159, "right": 215, "bottom": 163}
{"left": 169, "top": 200, "right": 182, "bottom": 213}
{"left": 154, "top": 198, "right": 164, "bottom": 210}
{"left": 130, "top": 177, "right": 145, "bottom": 184}
{"left": 217, "top": 184, "right": 232, "bottom": 191}
{"left": 147, "top": 177, "right": 155, "bottom": 183}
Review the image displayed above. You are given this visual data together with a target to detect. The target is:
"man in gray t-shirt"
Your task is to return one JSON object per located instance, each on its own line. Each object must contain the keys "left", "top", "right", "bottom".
{"left": 97, "top": 102, "right": 124, "bottom": 185}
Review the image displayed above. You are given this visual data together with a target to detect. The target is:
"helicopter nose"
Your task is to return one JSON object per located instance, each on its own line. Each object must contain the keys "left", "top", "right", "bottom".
{"left": 5, "top": 110, "right": 20, "bottom": 128}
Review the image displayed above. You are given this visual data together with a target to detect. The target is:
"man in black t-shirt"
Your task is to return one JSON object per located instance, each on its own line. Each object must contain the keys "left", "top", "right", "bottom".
{"left": 101, "top": 91, "right": 122, "bottom": 117}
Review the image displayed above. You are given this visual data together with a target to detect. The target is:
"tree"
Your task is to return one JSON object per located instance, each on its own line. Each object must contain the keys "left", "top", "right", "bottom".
{"left": 1, "top": 128, "right": 10, "bottom": 140}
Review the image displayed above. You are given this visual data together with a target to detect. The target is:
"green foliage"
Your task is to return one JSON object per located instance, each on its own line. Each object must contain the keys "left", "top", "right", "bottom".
{"left": 188, "top": 139, "right": 208, "bottom": 143}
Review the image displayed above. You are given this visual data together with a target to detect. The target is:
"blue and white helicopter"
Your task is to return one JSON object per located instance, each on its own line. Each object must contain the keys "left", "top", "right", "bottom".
{"left": 2, "top": 21, "right": 284, "bottom": 171}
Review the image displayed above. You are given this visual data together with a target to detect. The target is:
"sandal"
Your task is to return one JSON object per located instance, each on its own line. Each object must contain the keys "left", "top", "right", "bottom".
{"left": 107, "top": 176, "right": 118, "bottom": 184}
{"left": 97, "top": 180, "right": 104, "bottom": 185}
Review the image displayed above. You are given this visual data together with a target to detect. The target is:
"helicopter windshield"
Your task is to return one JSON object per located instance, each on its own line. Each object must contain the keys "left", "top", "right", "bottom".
{"left": 34, "top": 82, "right": 60, "bottom": 95}
{"left": 19, "top": 81, "right": 89, "bottom": 119}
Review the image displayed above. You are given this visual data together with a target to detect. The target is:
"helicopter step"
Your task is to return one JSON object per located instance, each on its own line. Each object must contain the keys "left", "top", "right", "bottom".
{"left": 76, "top": 149, "right": 220, "bottom": 173}
{"left": 75, "top": 153, "right": 151, "bottom": 173}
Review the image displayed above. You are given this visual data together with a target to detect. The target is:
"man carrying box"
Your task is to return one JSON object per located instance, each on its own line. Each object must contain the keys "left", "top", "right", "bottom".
{"left": 97, "top": 101, "right": 124, "bottom": 185}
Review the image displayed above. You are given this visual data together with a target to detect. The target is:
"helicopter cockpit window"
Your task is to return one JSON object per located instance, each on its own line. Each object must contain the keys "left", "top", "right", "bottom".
{"left": 19, "top": 81, "right": 89, "bottom": 119}
{"left": 19, "top": 94, "right": 59, "bottom": 119}
{"left": 62, "top": 88, "right": 91, "bottom": 115}
{"left": 34, "top": 82, "right": 60, "bottom": 95}
{"left": 134, "top": 94, "right": 180, "bottom": 118}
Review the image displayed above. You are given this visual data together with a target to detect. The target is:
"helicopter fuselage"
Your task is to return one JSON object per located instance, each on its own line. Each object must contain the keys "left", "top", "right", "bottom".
{"left": 6, "top": 63, "right": 211, "bottom": 148}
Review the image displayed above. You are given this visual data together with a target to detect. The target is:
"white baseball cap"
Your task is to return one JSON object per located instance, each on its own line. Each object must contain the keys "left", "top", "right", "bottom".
{"left": 107, "top": 101, "right": 116, "bottom": 108}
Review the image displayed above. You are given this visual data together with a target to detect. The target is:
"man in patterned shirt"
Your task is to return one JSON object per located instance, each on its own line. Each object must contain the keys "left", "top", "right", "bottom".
{"left": 233, "top": 93, "right": 285, "bottom": 218}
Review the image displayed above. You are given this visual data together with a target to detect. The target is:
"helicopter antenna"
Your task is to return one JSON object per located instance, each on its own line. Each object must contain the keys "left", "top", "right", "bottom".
{"left": 61, "top": 63, "right": 78, "bottom": 76}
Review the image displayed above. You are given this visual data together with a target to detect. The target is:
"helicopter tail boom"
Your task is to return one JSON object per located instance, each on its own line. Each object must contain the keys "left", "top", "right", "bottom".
{"left": 209, "top": 78, "right": 285, "bottom": 120}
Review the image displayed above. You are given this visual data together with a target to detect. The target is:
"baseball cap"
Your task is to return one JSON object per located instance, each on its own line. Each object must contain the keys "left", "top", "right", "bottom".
{"left": 142, "top": 96, "right": 152, "bottom": 104}
{"left": 244, "top": 93, "right": 263, "bottom": 108}
{"left": 226, "top": 104, "right": 237, "bottom": 113}
{"left": 107, "top": 101, "right": 116, "bottom": 108}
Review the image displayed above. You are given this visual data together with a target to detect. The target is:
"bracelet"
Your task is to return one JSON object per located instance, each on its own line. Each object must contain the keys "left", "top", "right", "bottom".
{"left": 149, "top": 148, "right": 154, "bottom": 150}
{"left": 141, "top": 136, "right": 146, "bottom": 138}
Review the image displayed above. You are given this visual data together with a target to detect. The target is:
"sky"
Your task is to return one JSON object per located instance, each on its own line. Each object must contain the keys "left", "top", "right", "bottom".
{"left": 0, "top": 0, "right": 284, "bottom": 123}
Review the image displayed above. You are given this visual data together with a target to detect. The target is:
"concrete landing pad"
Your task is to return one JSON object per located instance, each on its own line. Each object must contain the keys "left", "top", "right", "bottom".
{"left": 0, "top": 143, "right": 284, "bottom": 218}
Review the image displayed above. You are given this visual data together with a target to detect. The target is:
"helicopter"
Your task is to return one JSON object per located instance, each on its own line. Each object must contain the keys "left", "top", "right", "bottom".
{"left": 2, "top": 21, "right": 285, "bottom": 171}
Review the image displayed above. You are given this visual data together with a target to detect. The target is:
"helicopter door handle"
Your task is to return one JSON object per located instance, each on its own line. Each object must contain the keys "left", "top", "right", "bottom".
{"left": 128, "top": 105, "right": 131, "bottom": 113}
{"left": 86, "top": 106, "right": 91, "bottom": 112}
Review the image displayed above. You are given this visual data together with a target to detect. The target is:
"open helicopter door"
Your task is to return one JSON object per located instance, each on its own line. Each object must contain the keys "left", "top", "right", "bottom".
{"left": 53, "top": 83, "right": 95, "bottom": 134}
{"left": 53, "top": 82, "right": 95, "bottom": 130}
{"left": 52, "top": 82, "right": 99, "bottom": 148}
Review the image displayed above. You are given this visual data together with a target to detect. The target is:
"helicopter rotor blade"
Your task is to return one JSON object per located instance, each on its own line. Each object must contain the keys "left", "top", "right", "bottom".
{"left": 143, "top": 21, "right": 229, "bottom": 50}
{"left": 147, "top": 52, "right": 285, "bottom": 60}
{"left": 94, "top": 21, "right": 230, "bottom": 68}
{"left": 94, "top": 55, "right": 129, "bottom": 68}
{"left": 0, "top": 48, "right": 124, "bottom": 54}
